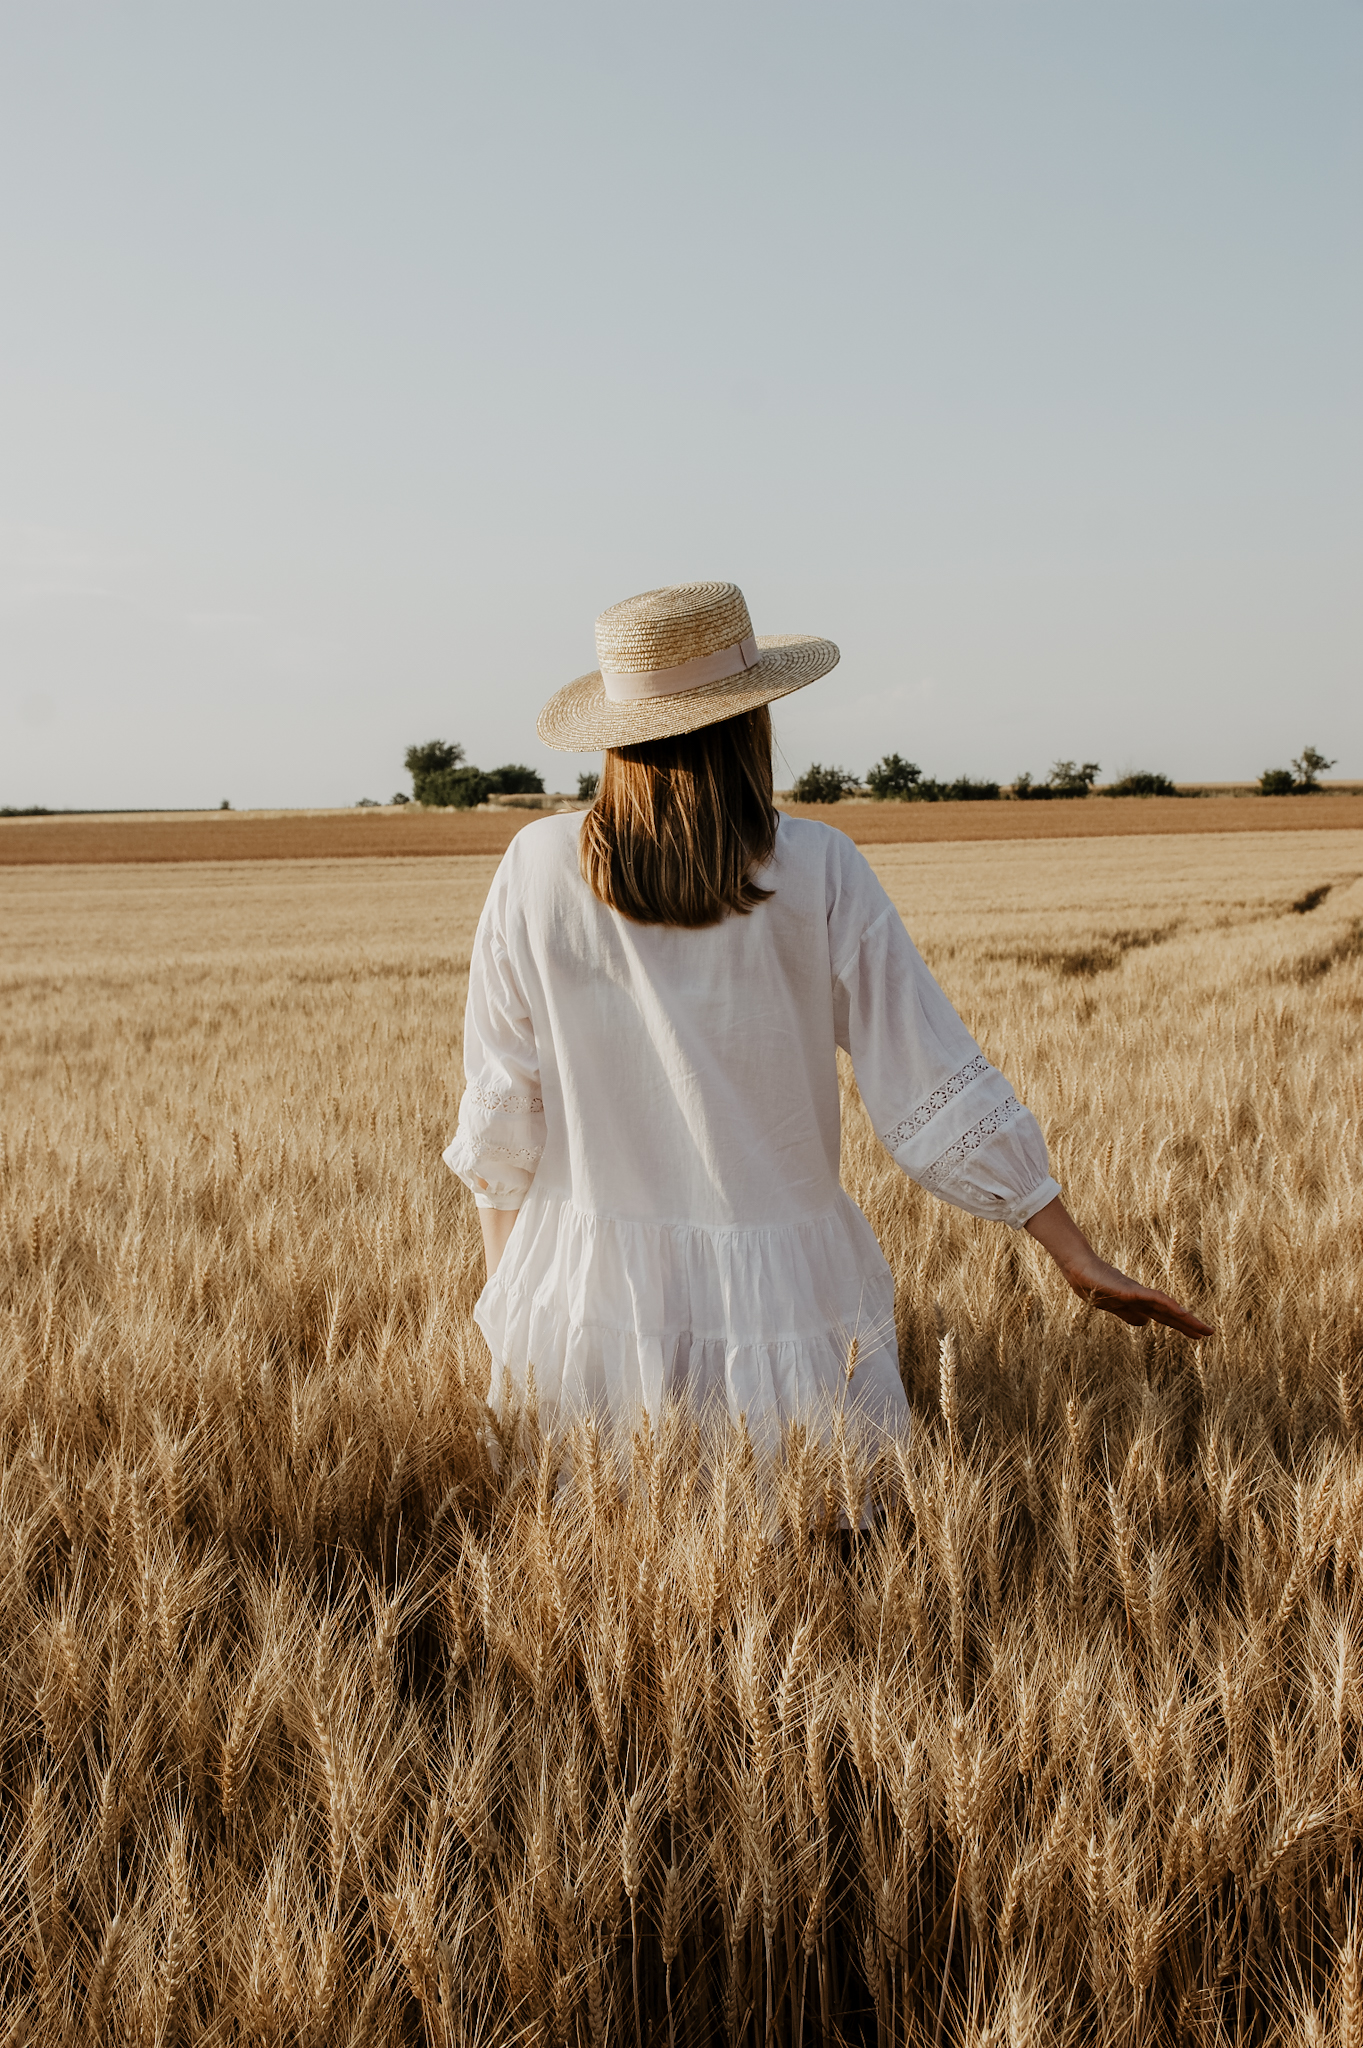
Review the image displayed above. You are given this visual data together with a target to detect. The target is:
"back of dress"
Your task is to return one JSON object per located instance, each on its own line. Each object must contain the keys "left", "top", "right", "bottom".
{"left": 447, "top": 810, "right": 1058, "bottom": 1432}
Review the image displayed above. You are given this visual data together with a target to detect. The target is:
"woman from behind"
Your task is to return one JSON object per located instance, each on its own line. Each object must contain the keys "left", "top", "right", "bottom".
{"left": 447, "top": 581, "right": 1208, "bottom": 1439}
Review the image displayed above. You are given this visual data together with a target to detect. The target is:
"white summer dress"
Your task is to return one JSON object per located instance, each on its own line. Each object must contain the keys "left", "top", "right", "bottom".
{"left": 445, "top": 811, "right": 1060, "bottom": 1438}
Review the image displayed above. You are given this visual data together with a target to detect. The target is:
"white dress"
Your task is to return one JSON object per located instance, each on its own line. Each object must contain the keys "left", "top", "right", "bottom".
{"left": 445, "top": 811, "right": 1060, "bottom": 1438}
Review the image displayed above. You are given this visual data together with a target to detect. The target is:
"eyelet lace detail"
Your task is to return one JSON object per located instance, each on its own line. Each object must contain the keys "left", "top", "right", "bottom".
{"left": 476, "top": 1140, "right": 545, "bottom": 1172}
{"left": 471, "top": 1078, "right": 544, "bottom": 1117}
{"left": 879, "top": 1055, "right": 989, "bottom": 1154}
{"left": 918, "top": 1095, "right": 1023, "bottom": 1191}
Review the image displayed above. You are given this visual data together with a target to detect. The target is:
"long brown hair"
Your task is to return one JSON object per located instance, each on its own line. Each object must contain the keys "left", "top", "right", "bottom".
{"left": 579, "top": 706, "right": 777, "bottom": 927}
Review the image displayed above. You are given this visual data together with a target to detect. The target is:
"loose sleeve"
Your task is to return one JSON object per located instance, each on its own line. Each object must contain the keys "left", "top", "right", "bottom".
{"left": 831, "top": 873, "right": 1060, "bottom": 1229}
{"left": 442, "top": 876, "right": 546, "bottom": 1212}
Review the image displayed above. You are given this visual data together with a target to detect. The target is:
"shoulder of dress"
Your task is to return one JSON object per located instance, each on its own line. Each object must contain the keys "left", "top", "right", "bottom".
{"left": 777, "top": 810, "right": 864, "bottom": 850}
{"left": 775, "top": 811, "right": 846, "bottom": 860}
{"left": 500, "top": 809, "right": 584, "bottom": 874}
{"left": 776, "top": 811, "right": 876, "bottom": 882}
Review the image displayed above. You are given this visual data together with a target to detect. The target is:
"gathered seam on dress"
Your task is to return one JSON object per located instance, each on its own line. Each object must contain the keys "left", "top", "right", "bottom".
{"left": 878, "top": 1054, "right": 991, "bottom": 1154}
{"left": 502, "top": 1189, "right": 867, "bottom": 1241}
{"left": 487, "top": 1267, "right": 890, "bottom": 1349}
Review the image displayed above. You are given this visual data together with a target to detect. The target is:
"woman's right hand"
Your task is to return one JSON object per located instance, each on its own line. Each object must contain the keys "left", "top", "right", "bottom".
{"left": 1025, "top": 1196, "right": 1213, "bottom": 1339}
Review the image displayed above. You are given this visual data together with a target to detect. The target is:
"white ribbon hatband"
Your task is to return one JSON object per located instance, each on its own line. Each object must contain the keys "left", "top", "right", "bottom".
{"left": 601, "top": 634, "right": 761, "bottom": 703}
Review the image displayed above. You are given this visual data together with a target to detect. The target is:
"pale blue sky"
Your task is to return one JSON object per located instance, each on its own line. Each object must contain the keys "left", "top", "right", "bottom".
{"left": 2, "top": 2, "right": 1358, "bottom": 807}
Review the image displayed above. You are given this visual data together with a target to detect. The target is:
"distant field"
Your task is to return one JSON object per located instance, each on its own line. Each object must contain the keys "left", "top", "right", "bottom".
{"left": 790, "top": 791, "right": 1363, "bottom": 843}
{"left": 4, "top": 789, "right": 1363, "bottom": 862}
{"left": 0, "top": 805, "right": 528, "bottom": 864}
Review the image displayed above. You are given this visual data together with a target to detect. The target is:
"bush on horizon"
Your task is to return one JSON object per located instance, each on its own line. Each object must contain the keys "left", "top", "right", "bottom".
{"left": 792, "top": 763, "right": 860, "bottom": 803}
{"left": 1015, "top": 760, "right": 1101, "bottom": 800}
{"left": 404, "top": 741, "right": 544, "bottom": 808}
{"left": 862, "top": 756, "right": 1001, "bottom": 803}
{"left": 1260, "top": 746, "right": 1336, "bottom": 796}
{"left": 485, "top": 763, "right": 545, "bottom": 795}
{"left": 865, "top": 753, "right": 924, "bottom": 800}
{"left": 939, "top": 775, "right": 1001, "bottom": 801}
{"left": 1108, "top": 770, "right": 1178, "bottom": 797}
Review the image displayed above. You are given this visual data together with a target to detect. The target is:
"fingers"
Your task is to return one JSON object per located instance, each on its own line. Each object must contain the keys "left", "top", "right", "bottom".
{"left": 1134, "top": 1303, "right": 1212, "bottom": 1338}
{"left": 1068, "top": 1257, "right": 1215, "bottom": 1339}
{"left": 1163, "top": 1308, "right": 1216, "bottom": 1338}
{"left": 1138, "top": 1289, "right": 1215, "bottom": 1338}
{"left": 1081, "top": 1282, "right": 1213, "bottom": 1339}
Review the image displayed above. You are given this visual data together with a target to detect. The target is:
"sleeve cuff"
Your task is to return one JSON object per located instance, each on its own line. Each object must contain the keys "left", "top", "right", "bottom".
{"left": 1007, "top": 1176, "right": 1062, "bottom": 1230}
{"left": 442, "top": 1133, "right": 537, "bottom": 1210}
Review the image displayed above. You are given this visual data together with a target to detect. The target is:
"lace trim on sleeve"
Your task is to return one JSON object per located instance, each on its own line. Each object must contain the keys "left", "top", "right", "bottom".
{"left": 918, "top": 1094, "right": 1023, "bottom": 1191}
{"left": 471, "top": 1078, "right": 544, "bottom": 1116}
{"left": 474, "top": 1140, "right": 544, "bottom": 1172}
{"left": 878, "top": 1055, "right": 989, "bottom": 1154}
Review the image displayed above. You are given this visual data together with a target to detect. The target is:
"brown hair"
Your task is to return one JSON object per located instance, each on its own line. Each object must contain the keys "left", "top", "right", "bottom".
{"left": 579, "top": 706, "right": 777, "bottom": 927}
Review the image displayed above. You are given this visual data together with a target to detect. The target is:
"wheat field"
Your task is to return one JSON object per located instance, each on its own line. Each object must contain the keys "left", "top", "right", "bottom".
{"left": 2, "top": 827, "right": 1362, "bottom": 2045}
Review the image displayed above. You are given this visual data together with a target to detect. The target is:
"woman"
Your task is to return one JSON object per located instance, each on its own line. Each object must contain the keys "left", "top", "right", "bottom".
{"left": 446, "top": 581, "right": 1209, "bottom": 1436}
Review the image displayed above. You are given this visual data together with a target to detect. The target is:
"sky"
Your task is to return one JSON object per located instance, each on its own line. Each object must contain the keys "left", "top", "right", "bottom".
{"left": 1, "top": 1, "right": 1359, "bottom": 808}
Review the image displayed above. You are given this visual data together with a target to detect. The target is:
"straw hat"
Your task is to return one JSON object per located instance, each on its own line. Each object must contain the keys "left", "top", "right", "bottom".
{"left": 536, "top": 581, "right": 839, "bottom": 751}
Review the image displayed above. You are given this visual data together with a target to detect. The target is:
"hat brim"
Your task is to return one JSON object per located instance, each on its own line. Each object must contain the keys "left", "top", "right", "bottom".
{"left": 536, "top": 634, "right": 839, "bottom": 752}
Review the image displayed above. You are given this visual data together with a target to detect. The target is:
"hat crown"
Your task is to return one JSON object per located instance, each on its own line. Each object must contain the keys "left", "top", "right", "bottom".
{"left": 595, "top": 582, "right": 753, "bottom": 677}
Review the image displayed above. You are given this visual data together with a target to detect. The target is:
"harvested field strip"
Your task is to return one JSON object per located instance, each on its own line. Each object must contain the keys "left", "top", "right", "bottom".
{"left": 786, "top": 792, "right": 1363, "bottom": 845}
{"left": 3, "top": 791, "right": 1363, "bottom": 863}
{"left": 0, "top": 807, "right": 529, "bottom": 865}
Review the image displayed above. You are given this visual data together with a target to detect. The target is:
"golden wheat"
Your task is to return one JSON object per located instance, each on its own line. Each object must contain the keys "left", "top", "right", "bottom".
{"left": 1, "top": 828, "right": 1361, "bottom": 2043}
